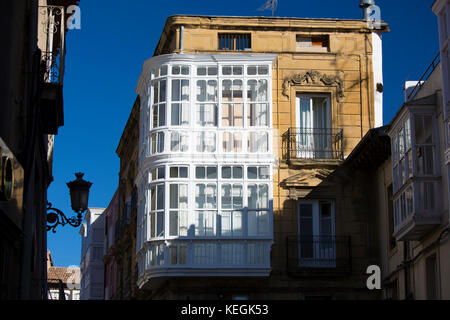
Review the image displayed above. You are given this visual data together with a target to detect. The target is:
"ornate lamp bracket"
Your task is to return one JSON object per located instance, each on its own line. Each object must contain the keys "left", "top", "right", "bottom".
{"left": 46, "top": 202, "right": 85, "bottom": 233}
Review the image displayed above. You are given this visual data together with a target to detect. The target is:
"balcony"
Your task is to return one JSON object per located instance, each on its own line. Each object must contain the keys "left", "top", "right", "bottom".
{"left": 38, "top": 5, "right": 68, "bottom": 134}
{"left": 137, "top": 239, "right": 272, "bottom": 290}
{"left": 286, "top": 236, "right": 352, "bottom": 276}
{"left": 283, "top": 128, "right": 344, "bottom": 166}
{"left": 393, "top": 180, "right": 442, "bottom": 241}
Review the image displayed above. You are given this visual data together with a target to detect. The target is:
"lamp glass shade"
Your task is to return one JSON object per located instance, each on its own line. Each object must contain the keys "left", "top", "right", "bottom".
{"left": 67, "top": 173, "right": 92, "bottom": 213}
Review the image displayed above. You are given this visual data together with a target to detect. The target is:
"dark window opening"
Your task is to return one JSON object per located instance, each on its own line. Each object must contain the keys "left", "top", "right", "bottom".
{"left": 218, "top": 34, "right": 251, "bottom": 51}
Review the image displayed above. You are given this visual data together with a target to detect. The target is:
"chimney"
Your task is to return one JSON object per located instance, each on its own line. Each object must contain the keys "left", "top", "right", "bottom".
{"left": 360, "top": 0, "right": 375, "bottom": 21}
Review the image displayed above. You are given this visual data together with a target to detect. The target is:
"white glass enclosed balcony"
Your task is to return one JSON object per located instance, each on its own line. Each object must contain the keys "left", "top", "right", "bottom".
{"left": 389, "top": 98, "right": 442, "bottom": 241}
{"left": 134, "top": 53, "right": 277, "bottom": 285}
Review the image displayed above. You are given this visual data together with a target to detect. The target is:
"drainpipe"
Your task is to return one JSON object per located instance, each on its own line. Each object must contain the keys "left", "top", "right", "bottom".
{"left": 179, "top": 26, "right": 184, "bottom": 53}
{"left": 403, "top": 241, "right": 409, "bottom": 299}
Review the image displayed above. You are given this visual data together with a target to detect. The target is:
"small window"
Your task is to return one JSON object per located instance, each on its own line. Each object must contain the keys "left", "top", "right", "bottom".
{"left": 247, "top": 65, "right": 269, "bottom": 76}
{"left": 196, "top": 166, "right": 217, "bottom": 179}
{"left": 222, "top": 166, "right": 243, "bottom": 179}
{"left": 149, "top": 167, "right": 165, "bottom": 182}
{"left": 296, "top": 35, "right": 329, "bottom": 52}
{"left": 247, "top": 166, "right": 270, "bottom": 180}
{"left": 171, "top": 65, "right": 190, "bottom": 75}
{"left": 169, "top": 166, "right": 188, "bottom": 178}
{"left": 197, "top": 66, "right": 218, "bottom": 76}
{"left": 218, "top": 34, "right": 251, "bottom": 51}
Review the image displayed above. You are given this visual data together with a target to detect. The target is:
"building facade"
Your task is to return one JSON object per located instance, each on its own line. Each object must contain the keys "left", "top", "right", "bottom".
{"left": 0, "top": 0, "right": 79, "bottom": 299}
{"left": 113, "top": 97, "right": 140, "bottom": 299}
{"left": 80, "top": 207, "right": 106, "bottom": 300}
{"left": 103, "top": 189, "right": 119, "bottom": 300}
{"left": 47, "top": 251, "right": 80, "bottom": 300}
{"left": 130, "top": 12, "right": 389, "bottom": 299}
{"left": 385, "top": 58, "right": 450, "bottom": 299}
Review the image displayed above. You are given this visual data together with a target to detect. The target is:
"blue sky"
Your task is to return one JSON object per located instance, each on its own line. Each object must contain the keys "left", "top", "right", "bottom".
{"left": 47, "top": 0, "right": 439, "bottom": 267}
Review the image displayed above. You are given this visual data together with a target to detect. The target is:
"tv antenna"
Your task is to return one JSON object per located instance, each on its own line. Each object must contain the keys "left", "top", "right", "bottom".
{"left": 258, "top": 0, "right": 278, "bottom": 16}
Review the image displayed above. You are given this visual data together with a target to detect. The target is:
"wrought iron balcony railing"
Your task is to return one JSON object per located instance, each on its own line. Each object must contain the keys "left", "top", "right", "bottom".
{"left": 39, "top": 5, "right": 66, "bottom": 85}
{"left": 286, "top": 236, "right": 351, "bottom": 274}
{"left": 282, "top": 128, "right": 344, "bottom": 161}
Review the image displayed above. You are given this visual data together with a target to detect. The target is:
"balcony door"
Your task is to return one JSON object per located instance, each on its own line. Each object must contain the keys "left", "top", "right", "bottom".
{"left": 298, "top": 200, "right": 336, "bottom": 268}
{"left": 296, "top": 94, "right": 331, "bottom": 159}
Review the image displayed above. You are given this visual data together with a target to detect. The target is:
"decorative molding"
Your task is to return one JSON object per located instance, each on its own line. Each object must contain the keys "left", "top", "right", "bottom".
{"left": 282, "top": 70, "right": 345, "bottom": 101}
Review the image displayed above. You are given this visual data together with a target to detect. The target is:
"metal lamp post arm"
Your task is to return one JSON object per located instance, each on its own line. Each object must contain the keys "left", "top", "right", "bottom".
{"left": 46, "top": 202, "right": 84, "bottom": 233}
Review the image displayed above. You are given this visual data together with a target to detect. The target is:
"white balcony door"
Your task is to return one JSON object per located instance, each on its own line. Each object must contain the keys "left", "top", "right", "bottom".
{"left": 296, "top": 95, "right": 331, "bottom": 158}
{"left": 298, "top": 201, "right": 336, "bottom": 267}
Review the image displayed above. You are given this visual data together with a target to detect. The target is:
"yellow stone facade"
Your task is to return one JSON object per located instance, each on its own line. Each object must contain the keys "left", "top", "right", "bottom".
{"left": 127, "top": 15, "right": 390, "bottom": 299}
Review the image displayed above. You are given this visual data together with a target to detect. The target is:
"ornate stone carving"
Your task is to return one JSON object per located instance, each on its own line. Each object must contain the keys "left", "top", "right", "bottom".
{"left": 282, "top": 70, "right": 345, "bottom": 101}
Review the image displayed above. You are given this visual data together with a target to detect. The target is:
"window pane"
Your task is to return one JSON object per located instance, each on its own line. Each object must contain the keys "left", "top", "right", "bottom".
{"left": 171, "top": 104, "right": 180, "bottom": 125}
{"left": 258, "top": 184, "right": 269, "bottom": 208}
{"left": 319, "top": 202, "right": 332, "bottom": 236}
{"left": 156, "top": 212, "right": 164, "bottom": 237}
{"left": 233, "top": 166, "right": 243, "bottom": 179}
{"left": 169, "top": 211, "right": 178, "bottom": 236}
{"left": 415, "top": 114, "right": 434, "bottom": 144}
{"left": 197, "top": 104, "right": 217, "bottom": 127}
{"left": 247, "top": 80, "right": 267, "bottom": 102}
{"left": 170, "top": 185, "right": 178, "bottom": 209}
{"left": 232, "top": 211, "right": 243, "bottom": 236}
{"left": 259, "top": 166, "right": 269, "bottom": 179}
{"left": 170, "top": 167, "right": 178, "bottom": 178}
{"left": 248, "top": 167, "right": 258, "bottom": 179}
{"left": 221, "top": 184, "right": 232, "bottom": 209}
{"left": 196, "top": 167, "right": 206, "bottom": 179}
{"left": 248, "top": 184, "right": 257, "bottom": 208}
{"left": 196, "top": 132, "right": 216, "bottom": 152}
{"left": 197, "top": 67, "right": 206, "bottom": 76}
{"left": 180, "top": 167, "right": 188, "bottom": 178}
{"left": 207, "top": 167, "right": 217, "bottom": 179}
{"left": 158, "top": 167, "right": 165, "bottom": 179}
{"left": 222, "top": 105, "right": 232, "bottom": 126}
{"left": 247, "top": 66, "right": 257, "bottom": 75}
{"left": 299, "top": 204, "right": 313, "bottom": 236}
{"left": 157, "top": 185, "right": 164, "bottom": 210}
{"left": 248, "top": 104, "right": 268, "bottom": 126}
{"left": 232, "top": 184, "right": 243, "bottom": 209}
{"left": 222, "top": 212, "right": 231, "bottom": 236}
{"left": 222, "top": 166, "right": 232, "bottom": 179}
{"left": 159, "top": 80, "right": 166, "bottom": 102}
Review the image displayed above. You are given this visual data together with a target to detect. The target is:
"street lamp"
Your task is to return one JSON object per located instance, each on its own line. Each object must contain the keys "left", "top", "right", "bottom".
{"left": 47, "top": 172, "right": 92, "bottom": 233}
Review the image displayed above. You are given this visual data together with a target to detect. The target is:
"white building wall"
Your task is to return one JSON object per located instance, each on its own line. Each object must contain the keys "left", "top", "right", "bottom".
{"left": 79, "top": 208, "right": 106, "bottom": 300}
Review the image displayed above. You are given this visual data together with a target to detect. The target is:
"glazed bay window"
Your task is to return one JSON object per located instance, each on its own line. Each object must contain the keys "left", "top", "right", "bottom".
{"left": 197, "top": 80, "right": 217, "bottom": 127}
{"left": 169, "top": 243, "right": 187, "bottom": 265}
{"left": 222, "top": 80, "right": 243, "bottom": 127}
{"left": 196, "top": 131, "right": 216, "bottom": 152}
{"left": 247, "top": 79, "right": 268, "bottom": 126}
{"left": 248, "top": 132, "right": 269, "bottom": 153}
{"left": 222, "top": 166, "right": 243, "bottom": 179}
{"left": 149, "top": 184, "right": 165, "bottom": 238}
{"left": 169, "top": 166, "right": 188, "bottom": 179}
{"left": 389, "top": 109, "right": 441, "bottom": 241}
{"left": 196, "top": 166, "right": 217, "bottom": 179}
{"left": 195, "top": 183, "right": 217, "bottom": 236}
{"left": 171, "top": 79, "right": 189, "bottom": 126}
{"left": 149, "top": 132, "right": 164, "bottom": 155}
{"left": 152, "top": 79, "right": 166, "bottom": 129}
{"left": 221, "top": 183, "right": 243, "bottom": 236}
{"left": 223, "top": 132, "right": 242, "bottom": 152}
{"left": 137, "top": 55, "right": 275, "bottom": 280}
{"left": 170, "top": 131, "right": 189, "bottom": 152}
{"left": 247, "top": 184, "right": 269, "bottom": 236}
{"left": 169, "top": 184, "right": 188, "bottom": 236}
